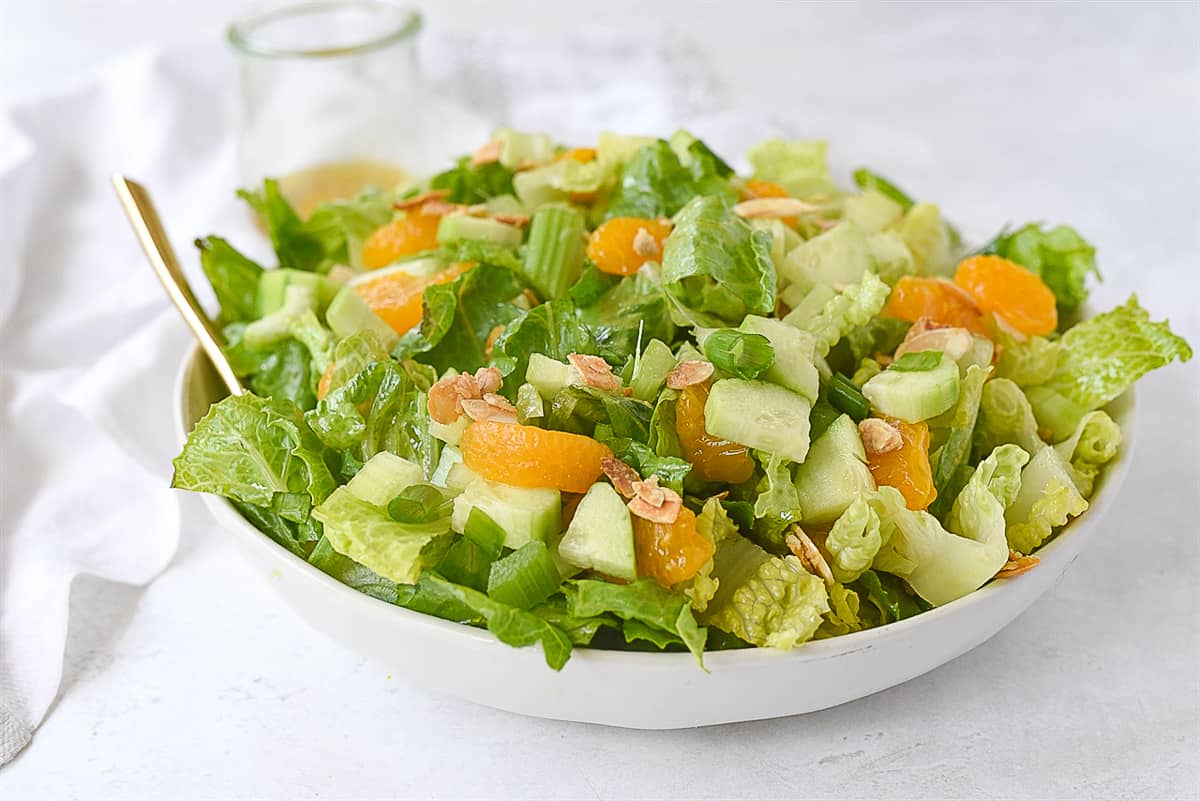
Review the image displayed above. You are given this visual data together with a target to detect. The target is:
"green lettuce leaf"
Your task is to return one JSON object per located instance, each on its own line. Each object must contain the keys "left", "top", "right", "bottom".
{"left": 897, "top": 202, "right": 955, "bottom": 276}
{"left": 305, "top": 359, "right": 439, "bottom": 476}
{"left": 564, "top": 578, "right": 706, "bottom": 665}
{"left": 429, "top": 157, "right": 516, "bottom": 204}
{"left": 173, "top": 393, "right": 335, "bottom": 522}
{"left": 234, "top": 500, "right": 318, "bottom": 559}
{"left": 661, "top": 195, "right": 777, "bottom": 326}
{"left": 1054, "top": 410, "right": 1122, "bottom": 498}
{"left": 323, "top": 330, "right": 394, "bottom": 396}
{"left": 299, "top": 187, "right": 396, "bottom": 271}
{"left": 605, "top": 140, "right": 734, "bottom": 220}
{"left": 747, "top": 139, "right": 833, "bottom": 199}
{"left": 816, "top": 582, "right": 866, "bottom": 638}
{"left": 984, "top": 223, "right": 1099, "bottom": 313}
{"left": 974, "top": 377, "right": 1046, "bottom": 459}
{"left": 546, "top": 387, "right": 652, "bottom": 441}
{"left": 851, "top": 569, "right": 929, "bottom": 623}
{"left": 1005, "top": 445, "right": 1088, "bottom": 553}
{"left": 308, "top": 535, "right": 401, "bottom": 602}
{"left": 872, "top": 444, "right": 1029, "bottom": 605}
{"left": 239, "top": 179, "right": 328, "bottom": 273}
{"left": 312, "top": 486, "right": 451, "bottom": 585}
{"left": 1026, "top": 296, "right": 1192, "bottom": 439}
{"left": 530, "top": 596, "right": 616, "bottom": 646}
{"left": 703, "top": 536, "right": 829, "bottom": 649}
{"left": 594, "top": 427, "right": 691, "bottom": 494}
{"left": 751, "top": 452, "right": 802, "bottom": 553}
{"left": 994, "top": 328, "right": 1060, "bottom": 387}
{"left": 684, "top": 498, "right": 740, "bottom": 612}
{"left": 394, "top": 264, "right": 528, "bottom": 374}
{"left": 787, "top": 271, "right": 890, "bottom": 358}
{"left": 223, "top": 325, "right": 317, "bottom": 410}
{"left": 196, "top": 236, "right": 263, "bottom": 323}
{"left": 579, "top": 266, "right": 677, "bottom": 363}
{"left": 491, "top": 299, "right": 596, "bottom": 391}
{"left": 825, "top": 496, "right": 883, "bottom": 584}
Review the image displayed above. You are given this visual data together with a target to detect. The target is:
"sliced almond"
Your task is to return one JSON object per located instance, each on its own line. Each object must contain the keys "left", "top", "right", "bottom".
{"left": 666, "top": 360, "right": 714, "bottom": 390}
{"left": 473, "top": 366, "right": 504, "bottom": 396}
{"left": 471, "top": 139, "right": 502, "bottom": 166}
{"left": 786, "top": 528, "right": 834, "bottom": 584}
{"left": 859, "top": 418, "right": 903, "bottom": 455}
{"left": 632, "top": 227, "right": 661, "bottom": 258}
{"left": 733, "top": 197, "right": 818, "bottom": 219}
{"left": 393, "top": 189, "right": 451, "bottom": 212}
{"left": 601, "top": 457, "right": 641, "bottom": 499}
{"left": 416, "top": 200, "right": 462, "bottom": 217}
{"left": 461, "top": 396, "right": 518, "bottom": 424}
{"left": 630, "top": 475, "right": 666, "bottom": 508}
{"left": 628, "top": 478, "right": 683, "bottom": 525}
{"left": 995, "top": 550, "right": 1040, "bottom": 579}
{"left": 492, "top": 214, "right": 530, "bottom": 227}
{"left": 895, "top": 326, "right": 974, "bottom": 362}
{"left": 567, "top": 353, "right": 621, "bottom": 391}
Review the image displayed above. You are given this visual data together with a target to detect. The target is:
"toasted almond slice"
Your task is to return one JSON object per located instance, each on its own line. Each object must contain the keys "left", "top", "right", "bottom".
{"left": 484, "top": 326, "right": 505, "bottom": 360}
{"left": 428, "top": 373, "right": 482, "bottom": 423}
{"left": 859, "top": 418, "right": 903, "bottom": 455}
{"left": 630, "top": 475, "right": 666, "bottom": 508}
{"left": 995, "top": 550, "right": 1040, "bottom": 579}
{"left": 632, "top": 227, "right": 661, "bottom": 258}
{"left": 461, "top": 397, "right": 518, "bottom": 424}
{"left": 786, "top": 528, "right": 834, "bottom": 584}
{"left": 471, "top": 139, "right": 502, "bottom": 166}
{"left": 492, "top": 214, "right": 530, "bottom": 227}
{"left": 567, "top": 353, "right": 621, "bottom": 391}
{"left": 473, "top": 367, "right": 504, "bottom": 396}
{"left": 393, "top": 189, "right": 451, "bottom": 211}
{"left": 601, "top": 457, "right": 641, "bottom": 498}
{"left": 896, "top": 325, "right": 974, "bottom": 362}
{"left": 416, "top": 200, "right": 463, "bottom": 217}
{"left": 733, "top": 197, "right": 818, "bottom": 219}
{"left": 666, "top": 360, "right": 714, "bottom": 390}
{"left": 628, "top": 481, "right": 682, "bottom": 525}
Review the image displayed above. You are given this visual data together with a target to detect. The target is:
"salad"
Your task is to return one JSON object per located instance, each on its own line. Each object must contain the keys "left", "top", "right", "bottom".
{"left": 175, "top": 130, "right": 1191, "bottom": 669}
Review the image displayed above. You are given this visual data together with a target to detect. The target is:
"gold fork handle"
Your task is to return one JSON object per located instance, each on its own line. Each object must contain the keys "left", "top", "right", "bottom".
{"left": 112, "top": 175, "right": 244, "bottom": 397}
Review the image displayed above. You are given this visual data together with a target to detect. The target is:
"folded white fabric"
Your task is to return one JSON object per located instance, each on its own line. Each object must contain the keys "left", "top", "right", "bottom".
{"left": 0, "top": 31, "right": 723, "bottom": 765}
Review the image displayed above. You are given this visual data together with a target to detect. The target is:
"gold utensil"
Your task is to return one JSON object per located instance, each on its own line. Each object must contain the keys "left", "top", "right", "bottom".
{"left": 111, "top": 175, "right": 244, "bottom": 397}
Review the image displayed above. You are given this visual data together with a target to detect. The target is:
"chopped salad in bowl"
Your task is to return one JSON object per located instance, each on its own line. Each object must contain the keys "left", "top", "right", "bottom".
{"left": 175, "top": 130, "right": 1191, "bottom": 670}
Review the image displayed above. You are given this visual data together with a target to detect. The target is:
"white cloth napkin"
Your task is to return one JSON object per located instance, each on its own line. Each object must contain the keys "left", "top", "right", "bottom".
{"left": 0, "top": 30, "right": 725, "bottom": 765}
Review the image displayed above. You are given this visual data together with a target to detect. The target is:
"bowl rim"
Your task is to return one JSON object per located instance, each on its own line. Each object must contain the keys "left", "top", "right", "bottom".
{"left": 175, "top": 344, "right": 1137, "bottom": 668}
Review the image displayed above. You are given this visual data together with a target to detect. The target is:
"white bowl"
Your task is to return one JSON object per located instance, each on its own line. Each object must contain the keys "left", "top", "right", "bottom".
{"left": 175, "top": 346, "right": 1136, "bottom": 729}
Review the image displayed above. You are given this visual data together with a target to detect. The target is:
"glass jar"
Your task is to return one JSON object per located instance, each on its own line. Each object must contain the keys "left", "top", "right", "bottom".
{"left": 228, "top": 0, "right": 425, "bottom": 218}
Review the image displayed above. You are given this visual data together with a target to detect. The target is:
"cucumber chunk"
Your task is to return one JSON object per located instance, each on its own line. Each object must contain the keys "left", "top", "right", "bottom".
{"left": 256, "top": 269, "right": 342, "bottom": 318}
{"left": 345, "top": 452, "right": 425, "bottom": 506}
{"left": 739, "top": 315, "right": 819, "bottom": 402}
{"left": 781, "top": 220, "right": 872, "bottom": 293}
{"left": 862, "top": 351, "right": 960, "bottom": 422}
{"left": 843, "top": 189, "right": 905, "bottom": 233}
{"left": 557, "top": 482, "right": 637, "bottom": 580}
{"left": 704, "top": 379, "right": 812, "bottom": 463}
{"left": 451, "top": 477, "right": 561, "bottom": 549}
{"left": 436, "top": 213, "right": 524, "bottom": 247}
{"left": 792, "top": 414, "right": 875, "bottom": 525}
{"left": 631, "top": 339, "right": 676, "bottom": 402}
{"left": 525, "top": 353, "right": 582, "bottom": 398}
{"left": 325, "top": 286, "right": 400, "bottom": 348}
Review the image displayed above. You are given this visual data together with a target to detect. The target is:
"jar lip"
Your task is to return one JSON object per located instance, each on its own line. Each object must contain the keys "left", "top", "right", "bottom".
{"left": 228, "top": 1, "right": 421, "bottom": 59}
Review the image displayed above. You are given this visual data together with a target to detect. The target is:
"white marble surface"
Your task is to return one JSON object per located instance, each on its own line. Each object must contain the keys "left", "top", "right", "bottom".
{"left": 2, "top": 2, "right": 1199, "bottom": 799}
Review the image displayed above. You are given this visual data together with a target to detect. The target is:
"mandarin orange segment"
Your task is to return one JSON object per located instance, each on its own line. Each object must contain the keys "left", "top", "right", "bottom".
{"left": 675, "top": 383, "right": 755, "bottom": 484}
{"left": 585, "top": 217, "right": 673, "bottom": 276}
{"left": 352, "top": 261, "right": 474, "bottom": 334}
{"left": 633, "top": 508, "right": 713, "bottom": 587}
{"left": 562, "top": 147, "right": 597, "bottom": 163}
{"left": 884, "top": 276, "right": 989, "bottom": 336}
{"left": 460, "top": 421, "right": 613, "bottom": 493}
{"left": 866, "top": 419, "right": 936, "bottom": 510}
{"left": 361, "top": 212, "right": 443, "bottom": 270}
{"left": 953, "top": 255, "right": 1058, "bottom": 336}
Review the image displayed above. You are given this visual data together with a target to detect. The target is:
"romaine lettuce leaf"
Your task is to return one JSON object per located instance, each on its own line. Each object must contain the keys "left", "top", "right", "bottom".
{"left": 196, "top": 236, "right": 263, "bottom": 323}
{"left": 394, "top": 264, "right": 528, "bottom": 374}
{"left": 685, "top": 498, "right": 740, "bottom": 612}
{"left": 173, "top": 393, "right": 335, "bottom": 522}
{"left": 593, "top": 426, "right": 691, "bottom": 494}
{"left": 605, "top": 140, "right": 734, "bottom": 220}
{"left": 323, "top": 330, "right": 393, "bottom": 397}
{"left": 1026, "top": 296, "right": 1192, "bottom": 439}
{"left": 1054, "top": 410, "right": 1122, "bottom": 498}
{"left": 223, "top": 325, "right": 317, "bottom": 410}
{"left": 825, "top": 496, "right": 884, "bottom": 584}
{"left": 983, "top": 223, "right": 1099, "bottom": 313}
{"left": 661, "top": 195, "right": 777, "bottom": 326}
{"left": 308, "top": 534, "right": 402, "bottom": 602}
{"left": 300, "top": 187, "right": 396, "bottom": 270}
{"left": 564, "top": 578, "right": 706, "bottom": 665}
{"left": 305, "top": 359, "right": 439, "bottom": 476}
{"left": 429, "top": 157, "right": 516, "bottom": 204}
{"left": 546, "top": 387, "right": 652, "bottom": 440}
{"left": 491, "top": 299, "right": 596, "bottom": 391}
{"left": 897, "top": 202, "right": 955, "bottom": 276}
{"left": 747, "top": 139, "right": 833, "bottom": 199}
{"left": 703, "top": 536, "right": 829, "bottom": 649}
{"left": 816, "top": 582, "right": 866, "bottom": 638}
{"left": 751, "top": 452, "right": 802, "bottom": 553}
{"left": 786, "top": 271, "right": 890, "bottom": 358}
{"left": 871, "top": 444, "right": 1029, "bottom": 605}
{"left": 974, "top": 377, "right": 1045, "bottom": 459}
{"left": 579, "top": 266, "right": 676, "bottom": 363}
{"left": 239, "top": 179, "right": 330, "bottom": 273}
{"left": 994, "top": 328, "right": 1060, "bottom": 387}
{"left": 851, "top": 569, "right": 928, "bottom": 623}
{"left": 1005, "top": 445, "right": 1088, "bottom": 553}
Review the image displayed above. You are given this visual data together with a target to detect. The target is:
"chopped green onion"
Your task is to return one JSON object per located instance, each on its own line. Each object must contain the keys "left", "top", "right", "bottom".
{"left": 808, "top": 398, "right": 843, "bottom": 439}
{"left": 703, "top": 330, "right": 775, "bottom": 380}
{"left": 486, "top": 541, "right": 561, "bottom": 609}
{"left": 827, "top": 374, "right": 870, "bottom": 422}
{"left": 523, "top": 206, "right": 587, "bottom": 300}
{"left": 890, "top": 350, "right": 943, "bottom": 372}
{"left": 464, "top": 508, "right": 506, "bottom": 559}
{"left": 851, "top": 168, "right": 915, "bottom": 213}
{"left": 436, "top": 537, "right": 493, "bottom": 592}
{"left": 387, "top": 484, "right": 453, "bottom": 524}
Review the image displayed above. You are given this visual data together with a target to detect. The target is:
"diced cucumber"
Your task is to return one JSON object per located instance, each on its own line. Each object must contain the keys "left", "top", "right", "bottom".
{"left": 345, "top": 452, "right": 424, "bottom": 506}
{"left": 781, "top": 220, "right": 872, "bottom": 293}
{"left": 704, "top": 379, "right": 812, "bottom": 463}
{"left": 429, "top": 445, "right": 464, "bottom": 488}
{"left": 451, "top": 477, "right": 561, "bottom": 549}
{"left": 526, "top": 353, "right": 581, "bottom": 398}
{"left": 324, "top": 286, "right": 400, "bottom": 348}
{"left": 445, "top": 462, "right": 479, "bottom": 494}
{"left": 495, "top": 128, "right": 556, "bottom": 170}
{"left": 867, "top": 231, "right": 915, "bottom": 283}
{"left": 557, "top": 482, "right": 636, "bottom": 580}
{"left": 782, "top": 284, "right": 836, "bottom": 328}
{"left": 898, "top": 202, "right": 954, "bottom": 276}
{"left": 631, "top": 339, "right": 677, "bottom": 402}
{"left": 843, "top": 189, "right": 905, "bottom": 233}
{"left": 958, "top": 335, "right": 995, "bottom": 373}
{"left": 485, "top": 194, "right": 527, "bottom": 217}
{"left": 514, "top": 164, "right": 568, "bottom": 209}
{"left": 436, "top": 213, "right": 524, "bottom": 247}
{"left": 739, "top": 316, "right": 819, "bottom": 402}
{"left": 429, "top": 416, "right": 469, "bottom": 446}
{"left": 792, "top": 414, "right": 874, "bottom": 524}
{"left": 256, "top": 269, "right": 342, "bottom": 318}
{"left": 862, "top": 351, "right": 960, "bottom": 422}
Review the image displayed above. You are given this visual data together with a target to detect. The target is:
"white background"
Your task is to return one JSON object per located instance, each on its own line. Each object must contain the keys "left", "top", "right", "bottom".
{"left": 2, "top": 2, "right": 1199, "bottom": 799}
